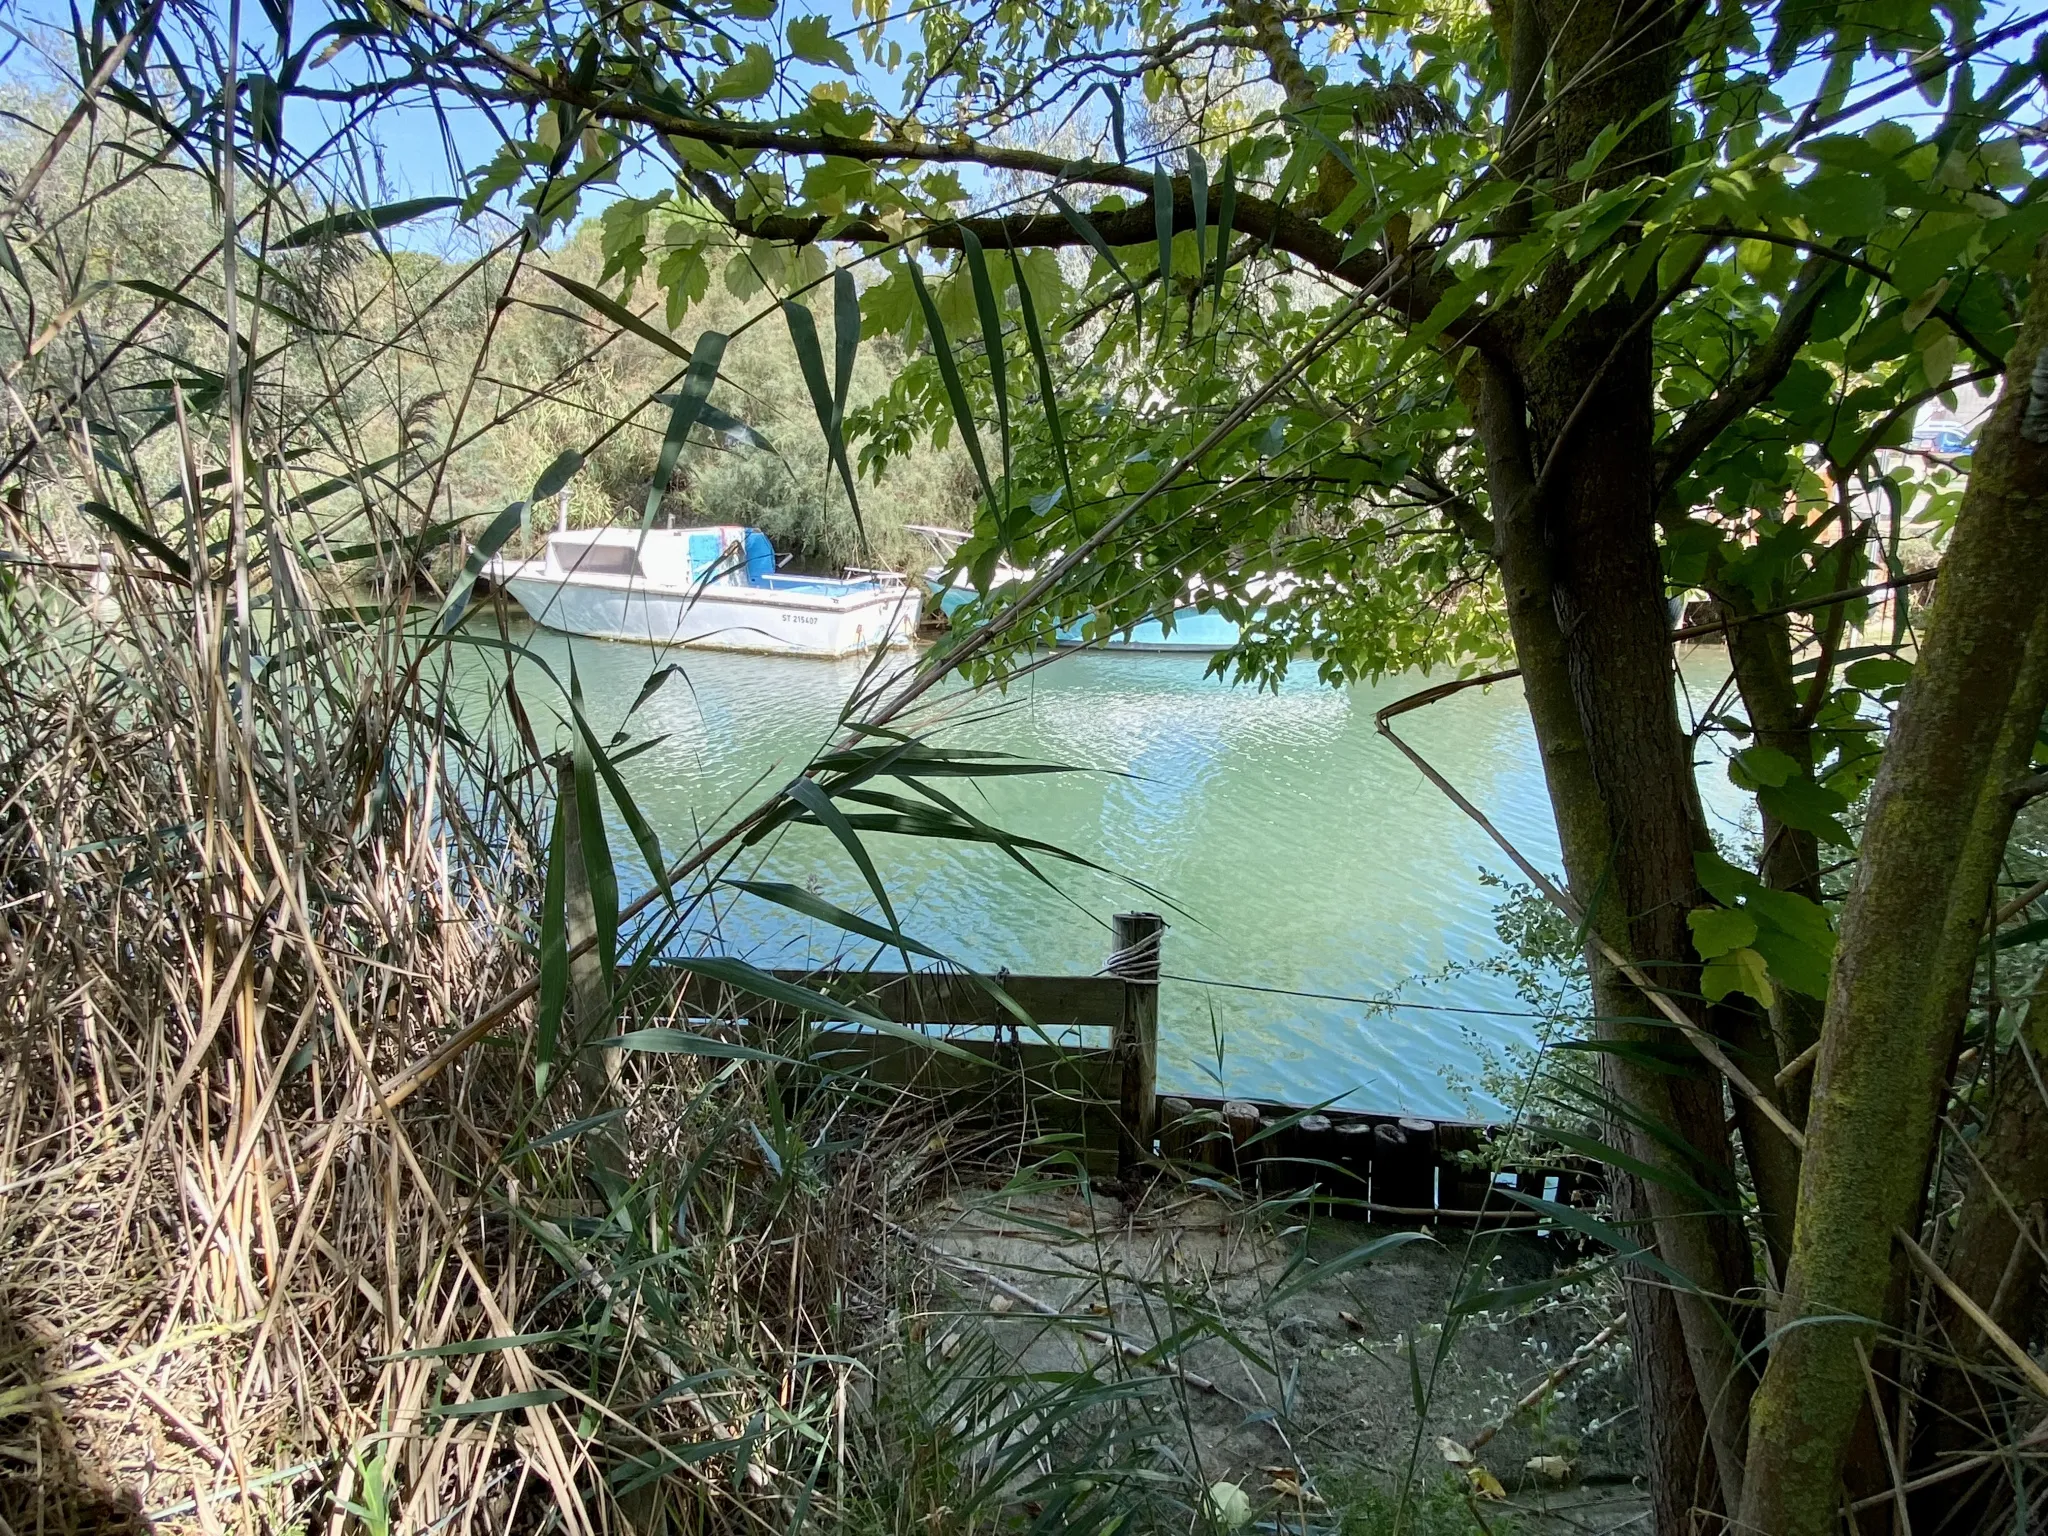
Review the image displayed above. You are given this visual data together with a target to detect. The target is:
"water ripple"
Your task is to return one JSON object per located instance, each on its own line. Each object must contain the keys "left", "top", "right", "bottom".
{"left": 471, "top": 630, "right": 1742, "bottom": 1117}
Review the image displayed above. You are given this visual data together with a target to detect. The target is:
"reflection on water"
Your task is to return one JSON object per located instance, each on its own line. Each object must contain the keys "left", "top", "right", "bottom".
{"left": 470, "top": 622, "right": 1747, "bottom": 1116}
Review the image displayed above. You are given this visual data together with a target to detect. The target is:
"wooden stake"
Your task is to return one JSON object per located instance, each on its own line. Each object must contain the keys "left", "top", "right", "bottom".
{"left": 1109, "top": 912, "right": 1163, "bottom": 1177}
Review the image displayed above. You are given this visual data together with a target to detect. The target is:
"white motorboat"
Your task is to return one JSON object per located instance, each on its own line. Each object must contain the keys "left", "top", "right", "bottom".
{"left": 486, "top": 525, "right": 921, "bottom": 657}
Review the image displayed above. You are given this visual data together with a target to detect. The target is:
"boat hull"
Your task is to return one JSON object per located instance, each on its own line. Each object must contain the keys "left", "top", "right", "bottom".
{"left": 497, "top": 570, "right": 920, "bottom": 657}
{"left": 1052, "top": 609, "right": 1241, "bottom": 651}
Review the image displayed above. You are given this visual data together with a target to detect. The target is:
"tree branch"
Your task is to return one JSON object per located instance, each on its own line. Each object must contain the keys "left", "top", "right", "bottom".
{"left": 685, "top": 162, "right": 1464, "bottom": 332}
{"left": 395, "top": 0, "right": 1490, "bottom": 338}
{"left": 1652, "top": 248, "right": 1839, "bottom": 505}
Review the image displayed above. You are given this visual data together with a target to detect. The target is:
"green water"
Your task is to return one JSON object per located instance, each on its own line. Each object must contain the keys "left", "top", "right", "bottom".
{"left": 478, "top": 624, "right": 1747, "bottom": 1117}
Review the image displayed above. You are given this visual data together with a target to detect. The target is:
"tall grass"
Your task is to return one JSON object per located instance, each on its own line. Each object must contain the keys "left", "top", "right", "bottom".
{"left": 0, "top": 495, "right": 1199, "bottom": 1531}
{"left": 0, "top": 20, "right": 985, "bottom": 1527}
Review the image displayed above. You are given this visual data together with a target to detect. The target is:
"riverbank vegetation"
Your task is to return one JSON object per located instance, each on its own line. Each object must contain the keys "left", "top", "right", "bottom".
{"left": 1, "top": 0, "right": 2045, "bottom": 1532}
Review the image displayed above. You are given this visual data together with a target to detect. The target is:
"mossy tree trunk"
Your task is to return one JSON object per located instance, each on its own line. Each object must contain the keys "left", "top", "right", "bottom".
{"left": 1910, "top": 962, "right": 2048, "bottom": 1531}
{"left": 1739, "top": 239, "right": 2048, "bottom": 1535}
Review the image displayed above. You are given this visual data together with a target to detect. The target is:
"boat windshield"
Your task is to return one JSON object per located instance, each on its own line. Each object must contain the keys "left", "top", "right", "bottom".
{"left": 550, "top": 537, "right": 639, "bottom": 577}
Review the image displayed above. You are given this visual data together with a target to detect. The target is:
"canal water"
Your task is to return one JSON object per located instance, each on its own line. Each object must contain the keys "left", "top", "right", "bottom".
{"left": 471, "top": 625, "right": 1750, "bottom": 1117}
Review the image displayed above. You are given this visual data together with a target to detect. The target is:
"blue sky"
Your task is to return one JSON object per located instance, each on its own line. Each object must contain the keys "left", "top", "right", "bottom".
{"left": 6, "top": 0, "right": 2042, "bottom": 247}
{"left": 7, "top": 0, "right": 905, "bottom": 239}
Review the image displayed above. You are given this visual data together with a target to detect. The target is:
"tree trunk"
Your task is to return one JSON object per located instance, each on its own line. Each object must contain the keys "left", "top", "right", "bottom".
{"left": 1461, "top": 5, "right": 1777, "bottom": 1519}
{"left": 1721, "top": 603, "right": 1828, "bottom": 1126}
{"left": 1476, "top": 314, "right": 1763, "bottom": 1520}
{"left": 1523, "top": 311, "right": 1761, "bottom": 1515}
{"left": 1716, "top": 603, "right": 1825, "bottom": 1277}
{"left": 1910, "top": 961, "right": 2048, "bottom": 1533}
{"left": 1473, "top": 352, "right": 1727, "bottom": 1534}
{"left": 1739, "top": 240, "right": 2048, "bottom": 1535}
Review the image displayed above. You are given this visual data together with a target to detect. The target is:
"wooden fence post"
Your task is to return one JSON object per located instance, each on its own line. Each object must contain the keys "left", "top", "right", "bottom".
{"left": 1109, "top": 912, "right": 1164, "bottom": 1178}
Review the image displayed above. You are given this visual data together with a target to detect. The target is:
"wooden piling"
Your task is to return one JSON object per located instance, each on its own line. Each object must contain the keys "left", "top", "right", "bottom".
{"left": 1335, "top": 1119, "right": 1376, "bottom": 1204}
{"left": 1373, "top": 1121, "right": 1432, "bottom": 1211}
{"left": 1221, "top": 1099, "right": 1261, "bottom": 1182}
{"left": 1109, "top": 912, "right": 1164, "bottom": 1177}
{"left": 1398, "top": 1117, "right": 1438, "bottom": 1209}
{"left": 1435, "top": 1122, "right": 1493, "bottom": 1215}
{"left": 1292, "top": 1112, "right": 1335, "bottom": 1171}
{"left": 1157, "top": 1095, "right": 1197, "bottom": 1165}
{"left": 1287, "top": 1112, "right": 1342, "bottom": 1206}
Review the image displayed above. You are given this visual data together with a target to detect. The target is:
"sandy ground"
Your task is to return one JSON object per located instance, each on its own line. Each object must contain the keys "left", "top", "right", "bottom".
{"left": 903, "top": 1182, "right": 1651, "bottom": 1532}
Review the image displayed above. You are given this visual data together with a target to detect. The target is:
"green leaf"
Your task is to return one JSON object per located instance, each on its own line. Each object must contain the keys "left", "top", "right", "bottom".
{"left": 661, "top": 955, "right": 980, "bottom": 1062}
{"left": 1565, "top": 122, "right": 1621, "bottom": 181}
{"left": 1991, "top": 916, "right": 2048, "bottom": 952}
{"left": 1187, "top": 147, "right": 1208, "bottom": 276}
{"left": 832, "top": 264, "right": 859, "bottom": 422}
{"left": 651, "top": 396, "right": 772, "bottom": 454}
{"left": 783, "top": 295, "right": 864, "bottom": 539}
{"left": 1213, "top": 159, "right": 1237, "bottom": 306}
{"left": 1269, "top": 1231, "right": 1433, "bottom": 1307}
{"left": 1757, "top": 779, "right": 1853, "bottom": 846}
{"left": 1541, "top": 1125, "right": 1723, "bottom": 1207}
{"left": 1702, "top": 946, "right": 1775, "bottom": 1006}
{"left": 78, "top": 499, "right": 184, "bottom": 570}
{"left": 1499, "top": 1192, "right": 1699, "bottom": 1294}
{"left": 115, "top": 278, "right": 227, "bottom": 334}
{"left": 597, "top": 1029, "right": 781, "bottom": 1061}
{"left": 525, "top": 1108, "right": 627, "bottom": 1150}
{"left": 786, "top": 15, "right": 854, "bottom": 72}
{"left": 377, "top": 1331, "right": 585, "bottom": 1362}
{"left": 1010, "top": 248, "right": 1073, "bottom": 511}
{"left": 536, "top": 784, "right": 569, "bottom": 1096}
{"left": 725, "top": 878, "right": 949, "bottom": 961}
{"left": 1729, "top": 743, "right": 1799, "bottom": 789}
{"left": 907, "top": 263, "right": 995, "bottom": 513}
{"left": 783, "top": 777, "right": 909, "bottom": 963}
{"left": 729, "top": 0, "right": 775, "bottom": 15}
{"left": 644, "top": 333, "right": 728, "bottom": 530}
{"left": 624, "top": 664, "right": 686, "bottom": 723}
{"left": 959, "top": 229, "right": 1010, "bottom": 496}
{"left": 1688, "top": 905, "right": 1758, "bottom": 959}
{"left": 1923, "top": 329, "right": 1960, "bottom": 388}
{"left": 1797, "top": 170, "right": 1889, "bottom": 239}
{"left": 532, "top": 449, "right": 583, "bottom": 501}
{"left": 566, "top": 683, "right": 669, "bottom": 904}
{"left": 569, "top": 662, "right": 619, "bottom": 988}
{"left": 1695, "top": 850, "right": 1755, "bottom": 908}
{"left": 429, "top": 1389, "right": 569, "bottom": 1419}
{"left": 1153, "top": 163, "right": 1174, "bottom": 337}
{"left": 1047, "top": 193, "right": 1135, "bottom": 292}
{"left": 1744, "top": 888, "right": 1837, "bottom": 997}
{"left": 1454, "top": 1263, "right": 1624, "bottom": 1316}
{"left": 1695, "top": 852, "right": 1837, "bottom": 998}
{"left": 433, "top": 500, "right": 526, "bottom": 634}
{"left": 710, "top": 43, "right": 775, "bottom": 102}
{"left": 723, "top": 880, "right": 1043, "bottom": 1027}
{"left": 272, "top": 195, "right": 458, "bottom": 249}
{"left": 1845, "top": 656, "right": 1913, "bottom": 689}
{"left": 539, "top": 269, "right": 695, "bottom": 363}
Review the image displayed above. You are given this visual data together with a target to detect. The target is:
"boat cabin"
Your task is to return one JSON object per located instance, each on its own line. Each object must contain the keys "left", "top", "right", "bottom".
{"left": 543, "top": 525, "right": 775, "bottom": 588}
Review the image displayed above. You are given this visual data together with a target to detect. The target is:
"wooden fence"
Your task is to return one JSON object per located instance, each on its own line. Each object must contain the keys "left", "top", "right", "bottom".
{"left": 651, "top": 913, "right": 1593, "bottom": 1226}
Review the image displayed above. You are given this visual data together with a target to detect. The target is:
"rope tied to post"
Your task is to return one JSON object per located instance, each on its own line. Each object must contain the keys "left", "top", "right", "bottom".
{"left": 1102, "top": 917, "right": 1164, "bottom": 980}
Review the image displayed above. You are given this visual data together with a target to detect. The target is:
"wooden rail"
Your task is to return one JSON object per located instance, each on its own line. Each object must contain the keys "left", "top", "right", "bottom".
{"left": 646, "top": 915, "right": 1596, "bottom": 1225}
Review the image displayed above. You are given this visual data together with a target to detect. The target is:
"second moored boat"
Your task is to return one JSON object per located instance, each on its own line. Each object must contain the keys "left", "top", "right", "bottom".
{"left": 486, "top": 525, "right": 921, "bottom": 658}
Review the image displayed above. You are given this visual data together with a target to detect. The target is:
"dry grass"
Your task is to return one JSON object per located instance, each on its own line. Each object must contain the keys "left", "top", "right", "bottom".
{"left": 0, "top": 506, "right": 978, "bottom": 1534}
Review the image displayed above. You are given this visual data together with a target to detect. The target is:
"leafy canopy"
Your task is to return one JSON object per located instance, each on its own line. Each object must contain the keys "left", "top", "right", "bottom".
{"left": 353, "top": 0, "right": 2040, "bottom": 682}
